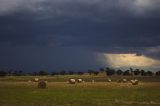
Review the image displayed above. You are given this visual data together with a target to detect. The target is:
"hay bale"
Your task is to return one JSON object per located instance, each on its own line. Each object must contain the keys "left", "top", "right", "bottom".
{"left": 68, "top": 79, "right": 76, "bottom": 84}
{"left": 117, "top": 79, "right": 122, "bottom": 83}
{"left": 122, "top": 79, "right": 128, "bottom": 83}
{"left": 107, "top": 78, "right": 112, "bottom": 82}
{"left": 34, "top": 78, "right": 39, "bottom": 82}
{"left": 38, "top": 80, "right": 47, "bottom": 89}
{"left": 92, "top": 80, "right": 95, "bottom": 83}
{"left": 130, "top": 79, "right": 139, "bottom": 85}
{"left": 77, "top": 79, "right": 83, "bottom": 83}
{"left": 28, "top": 80, "right": 32, "bottom": 82}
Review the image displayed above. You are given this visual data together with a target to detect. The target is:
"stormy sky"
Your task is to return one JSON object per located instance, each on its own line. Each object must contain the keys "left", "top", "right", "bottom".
{"left": 0, "top": 0, "right": 160, "bottom": 72}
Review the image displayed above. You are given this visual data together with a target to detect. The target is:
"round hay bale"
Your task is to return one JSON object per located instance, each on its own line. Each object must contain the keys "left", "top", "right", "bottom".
{"left": 68, "top": 79, "right": 76, "bottom": 84}
{"left": 77, "top": 79, "right": 83, "bottom": 83}
{"left": 117, "top": 79, "right": 122, "bottom": 83}
{"left": 130, "top": 79, "right": 139, "bottom": 85}
{"left": 28, "top": 80, "right": 32, "bottom": 83}
{"left": 38, "top": 80, "right": 47, "bottom": 89}
{"left": 34, "top": 78, "right": 39, "bottom": 82}
{"left": 122, "top": 79, "right": 128, "bottom": 83}
{"left": 107, "top": 78, "right": 112, "bottom": 82}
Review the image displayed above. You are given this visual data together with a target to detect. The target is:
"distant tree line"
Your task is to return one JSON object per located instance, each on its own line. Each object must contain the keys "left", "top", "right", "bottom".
{"left": 104, "top": 67, "right": 156, "bottom": 76}
{"left": 0, "top": 67, "right": 160, "bottom": 77}
{"left": 0, "top": 70, "right": 24, "bottom": 77}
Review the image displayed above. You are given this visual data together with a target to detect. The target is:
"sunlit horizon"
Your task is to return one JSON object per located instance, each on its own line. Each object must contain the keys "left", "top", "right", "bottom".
{"left": 99, "top": 53, "right": 160, "bottom": 71}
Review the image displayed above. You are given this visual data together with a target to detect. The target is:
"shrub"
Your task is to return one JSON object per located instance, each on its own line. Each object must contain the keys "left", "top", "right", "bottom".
{"left": 0, "top": 70, "right": 7, "bottom": 77}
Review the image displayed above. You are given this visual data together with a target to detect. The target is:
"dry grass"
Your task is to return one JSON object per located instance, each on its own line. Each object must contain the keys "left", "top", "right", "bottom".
{"left": 0, "top": 76, "right": 160, "bottom": 106}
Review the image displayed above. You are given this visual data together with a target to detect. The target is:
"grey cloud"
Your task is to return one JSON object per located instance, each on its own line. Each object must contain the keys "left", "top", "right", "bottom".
{"left": 1, "top": 0, "right": 160, "bottom": 18}
{"left": 0, "top": 0, "right": 160, "bottom": 71}
{"left": 119, "top": 0, "right": 160, "bottom": 12}
{"left": 1, "top": 12, "right": 160, "bottom": 47}
{"left": 142, "top": 46, "right": 160, "bottom": 60}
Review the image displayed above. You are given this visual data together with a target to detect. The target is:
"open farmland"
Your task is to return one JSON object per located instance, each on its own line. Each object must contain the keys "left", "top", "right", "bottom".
{"left": 0, "top": 76, "right": 160, "bottom": 106}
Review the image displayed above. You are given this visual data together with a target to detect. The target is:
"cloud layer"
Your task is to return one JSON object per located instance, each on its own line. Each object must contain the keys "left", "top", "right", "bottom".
{"left": 1, "top": 0, "right": 160, "bottom": 17}
{"left": 102, "top": 53, "right": 160, "bottom": 70}
{"left": 0, "top": 0, "right": 160, "bottom": 71}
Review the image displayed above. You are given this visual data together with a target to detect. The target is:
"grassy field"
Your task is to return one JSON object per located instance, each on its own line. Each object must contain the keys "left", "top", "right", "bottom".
{"left": 0, "top": 75, "right": 160, "bottom": 106}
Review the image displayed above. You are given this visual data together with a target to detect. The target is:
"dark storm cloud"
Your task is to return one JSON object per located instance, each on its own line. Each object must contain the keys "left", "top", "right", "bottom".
{"left": 1, "top": 14, "right": 160, "bottom": 48}
{"left": 0, "top": 0, "right": 160, "bottom": 71}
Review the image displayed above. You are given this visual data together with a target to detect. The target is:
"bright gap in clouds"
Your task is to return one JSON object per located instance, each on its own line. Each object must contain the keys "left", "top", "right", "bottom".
{"left": 99, "top": 53, "right": 160, "bottom": 70}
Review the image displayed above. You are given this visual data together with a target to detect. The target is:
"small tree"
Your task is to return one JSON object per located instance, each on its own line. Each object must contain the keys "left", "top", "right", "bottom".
{"left": 7, "top": 70, "right": 12, "bottom": 76}
{"left": 39, "top": 70, "right": 48, "bottom": 76}
{"left": 99, "top": 68, "right": 105, "bottom": 72}
{"left": 105, "top": 67, "right": 115, "bottom": 76}
{"left": 18, "top": 70, "right": 23, "bottom": 76}
{"left": 123, "top": 70, "right": 130, "bottom": 76}
{"left": 59, "top": 70, "right": 66, "bottom": 75}
{"left": 0, "top": 70, "right": 7, "bottom": 77}
{"left": 13, "top": 70, "right": 23, "bottom": 76}
{"left": 93, "top": 71, "right": 99, "bottom": 75}
{"left": 156, "top": 71, "right": 160, "bottom": 76}
{"left": 13, "top": 71, "right": 20, "bottom": 76}
{"left": 146, "top": 71, "right": 153, "bottom": 76}
{"left": 77, "top": 71, "right": 84, "bottom": 75}
{"left": 68, "top": 71, "right": 74, "bottom": 75}
{"left": 141, "top": 70, "right": 146, "bottom": 76}
{"left": 116, "top": 69, "right": 123, "bottom": 75}
{"left": 33, "top": 72, "right": 38, "bottom": 76}
{"left": 88, "top": 70, "right": 94, "bottom": 75}
{"left": 134, "top": 69, "right": 141, "bottom": 76}
{"left": 51, "top": 72, "right": 57, "bottom": 76}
